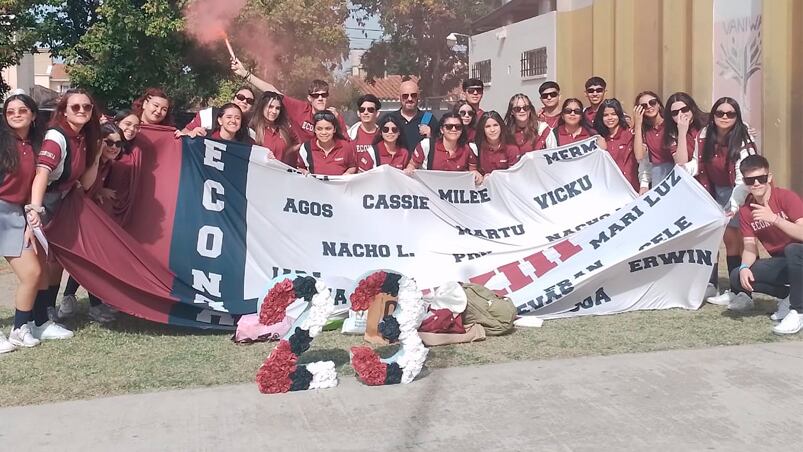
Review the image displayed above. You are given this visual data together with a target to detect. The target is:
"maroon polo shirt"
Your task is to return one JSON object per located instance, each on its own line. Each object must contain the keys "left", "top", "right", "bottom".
{"left": 702, "top": 143, "right": 731, "bottom": 187}
{"left": 538, "top": 112, "right": 560, "bottom": 130}
{"left": 584, "top": 106, "right": 599, "bottom": 124}
{"left": 283, "top": 96, "right": 349, "bottom": 144}
{"left": 555, "top": 125, "right": 593, "bottom": 146}
{"left": 413, "top": 139, "right": 477, "bottom": 171}
{"left": 604, "top": 127, "right": 638, "bottom": 190}
{"left": 478, "top": 143, "right": 520, "bottom": 175}
{"left": 184, "top": 111, "right": 203, "bottom": 131}
{"left": 466, "top": 126, "right": 477, "bottom": 143}
{"left": 358, "top": 142, "right": 411, "bottom": 172}
{"left": 644, "top": 122, "right": 668, "bottom": 164}
{"left": 739, "top": 188, "right": 803, "bottom": 256}
{"left": 258, "top": 126, "right": 296, "bottom": 165}
{"left": 514, "top": 129, "right": 538, "bottom": 154}
{"left": 297, "top": 139, "right": 356, "bottom": 175}
{"left": 0, "top": 136, "right": 36, "bottom": 204}
{"left": 662, "top": 128, "right": 699, "bottom": 166}
{"left": 37, "top": 124, "right": 88, "bottom": 193}
{"left": 352, "top": 125, "right": 378, "bottom": 154}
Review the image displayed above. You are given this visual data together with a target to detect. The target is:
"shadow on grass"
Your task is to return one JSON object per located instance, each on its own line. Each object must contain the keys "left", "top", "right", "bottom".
{"left": 719, "top": 299, "right": 777, "bottom": 321}
{"left": 63, "top": 311, "right": 232, "bottom": 337}
{"left": 300, "top": 348, "right": 351, "bottom": 367}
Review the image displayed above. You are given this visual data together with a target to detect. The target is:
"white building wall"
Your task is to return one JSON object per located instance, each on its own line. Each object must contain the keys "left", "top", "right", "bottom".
{"left": 469, "top": 12, "right": 558, "bottom": 113}
{"left": 1, "top": 53, "right": 35, "bottom": 95}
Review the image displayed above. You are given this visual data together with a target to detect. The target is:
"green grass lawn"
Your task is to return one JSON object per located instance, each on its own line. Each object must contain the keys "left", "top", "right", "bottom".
{"left": 1, "top": 296, "right": 800, "bottom": 407}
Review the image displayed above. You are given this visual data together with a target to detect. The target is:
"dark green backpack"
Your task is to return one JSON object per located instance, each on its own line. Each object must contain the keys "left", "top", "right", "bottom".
{"left": 461, "top": 283, "right": 517, "bottom": 336}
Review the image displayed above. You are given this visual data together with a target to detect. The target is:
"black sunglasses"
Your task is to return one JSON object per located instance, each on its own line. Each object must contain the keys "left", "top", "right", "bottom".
{"left": 309, "top": 92, "right": 330, "bottom": 99}
{"left": 744, "top": 174, "right": 769, "bottom": 186}
{"left": 401, "top": 93, "right": 419, "bottom": 100}
{"left": 671, "top": 106, "right": 691, "bottom": 117}
{"left": 358, "top": 106, "right": 376, "bottom": 113}
{"left": 639, "top": 99, "right": 659, "bottom": 109}
{"left": 586, "top": 87, "right": 605, "bottom": 94}
{"left": 382, "top": 126, "right": 399, "bottom": 133}
{"left": 234, "top": 93, "right": 255, "bottom": 105}
{"left": 714, "top": 110, "right": 737, "bottom": 119}
{"left": 442, "top": 123, "right": 463, "bottom": 131}
{"left": 563, "top": 108, "right": 583, "bottom": 116}
{"left": 466, "top": 87, "right": 483, "bottom": 95}
{"left": 104, "top": 138, "right": 123, "bottom": 148}
{"left": 459, "top": 109, "right": 476, "bottom": 117}
{"left": 540, "top": 91, "right": 559, "bottom": 100}
{"left": 313, "top": 111, "right": 336, "bottom": 122}
{"left": 512, "top": 105, "right": 531, "bottom": 113}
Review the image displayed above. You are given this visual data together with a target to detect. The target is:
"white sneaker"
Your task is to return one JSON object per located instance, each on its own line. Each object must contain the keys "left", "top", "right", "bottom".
{"left": 703, "top": 284, "right": 718, "bottom": 301}
{"left": 29, "top": 321, "right": 74, "bottom": 340}
{"left": 9, "top": 324, "right": 40, "bottom": 347}
{"left": 0, "top": 332, "right": 15, "bottom": 354}
{"left": 771, "top": 297, "right": 791, "bottom": 321}
{"left": 728, "top": 292, "right": 755, "bottom": 312}
{"left": 58, "top": 294, "right": 79, "bottom": 319}
{"left": 773, "top": 310, "right": 803, "bottom": 335}
{"left": 707, "top": 290, "right": 736, "bottom": 306}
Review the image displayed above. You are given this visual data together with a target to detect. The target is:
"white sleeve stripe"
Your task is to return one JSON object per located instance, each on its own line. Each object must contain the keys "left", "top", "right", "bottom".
{"left": 43, "top": 129, "right": 67, "bottom": 183}
{"left": 200, "top": 108, "right": 214, "bottom": 130}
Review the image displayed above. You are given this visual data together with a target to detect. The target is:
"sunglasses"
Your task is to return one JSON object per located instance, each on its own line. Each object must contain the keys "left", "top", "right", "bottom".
{"left": 69, "top": 103, "right": 93, "bottom": 113}
{"left": 540, "top": 91, "right": 559, "bottom": 100}
{"left": 466, "top": 87, "right": 483, "bottom": 95}
{"left": 512, "top": 105, "right": 531, "bottom": 113}
{"left": 313, "top": 111, "right": 336, "bottom": 122}
{"left": 382, "top": 126, "right": 399, "bottom": 133}
{"left": 714, "top": 110, "right": 737, "bottom": 119}
{"left": 104, "top": 138, "right": 124, "bottom": 148}
{"left": 586, "top": 87, "right": 605, "bottom": 94}
{"left": 442, "top": 123, "right": 463, "bottom": 131}
{"left": 234, "top": 94, "right": 255, "bottom": 105}
{"left": 459, "top": 110, "right": 476, "bottom": 117}
{"left": 744, "top": 174, "right": 769, "bottom": 186}
{"left": 670, "top": 106, "right": 691, "bottom": 117}
{"left": 639, "top": 99, "right": 659, "bottom": 109}
{"left": 401, "top": 93, "right": 419, "bottom": 100}
{"left": 309, "top": 92, "right": 330, "bottom": 99}
{"left": 5, "top": 107, "right": 31, "bottom": 116}
{"left": 563, "top": 108, "right": 583, "bottom": 116}
{"left": 358, "top": 106, "right": 376, "bottom": 113}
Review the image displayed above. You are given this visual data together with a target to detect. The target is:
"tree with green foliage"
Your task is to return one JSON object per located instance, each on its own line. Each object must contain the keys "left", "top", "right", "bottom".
{"left": 34, "top": 0, "right": 101, "bottom": 57}
{"left": 352, "top": 0, "right": 501, "bottom": 97}
{"left": 64, "top": 0, "right": 226, "bottom": 111}
{"left": 0, "top": 0, "right": 40, "bottom": 95}
{"left": 233, "top": 0, "right": 351, "bottom": 99}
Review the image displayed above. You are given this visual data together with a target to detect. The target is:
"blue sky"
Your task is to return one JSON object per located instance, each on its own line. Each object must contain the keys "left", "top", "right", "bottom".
{"left": 345, "top": 9, "right": 382, "bottom": 51}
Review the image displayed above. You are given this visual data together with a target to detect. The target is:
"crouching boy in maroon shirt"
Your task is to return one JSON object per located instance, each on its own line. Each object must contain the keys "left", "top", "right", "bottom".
{"left": 728, "top": 155, "right": 803, "bottom": 335}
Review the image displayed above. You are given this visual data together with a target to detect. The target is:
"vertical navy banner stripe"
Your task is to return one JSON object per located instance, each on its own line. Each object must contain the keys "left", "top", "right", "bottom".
{"left": 168, "top": 137, "right": 255, "bottom": 320}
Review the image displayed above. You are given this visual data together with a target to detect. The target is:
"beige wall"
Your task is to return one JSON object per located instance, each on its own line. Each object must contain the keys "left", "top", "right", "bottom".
{"left": 763, "top": 0, "right": 803, "bottom": 194}
{"left": 555, "top": 0, "right": 799, "bottom": 192}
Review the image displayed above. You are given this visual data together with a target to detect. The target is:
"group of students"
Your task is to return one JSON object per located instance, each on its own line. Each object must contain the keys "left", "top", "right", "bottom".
{"left": 1, "top": 64, "right": 802, "bottom": 354}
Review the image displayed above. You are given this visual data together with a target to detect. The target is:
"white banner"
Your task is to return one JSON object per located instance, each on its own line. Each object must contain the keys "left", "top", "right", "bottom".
{"left": 186, "top": 137, "right": 726, "bottom": 318}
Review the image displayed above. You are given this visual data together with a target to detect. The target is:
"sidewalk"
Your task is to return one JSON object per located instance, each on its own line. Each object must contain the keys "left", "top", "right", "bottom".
{"left": 2, "top": 341, "right": 801, "bottom": 451}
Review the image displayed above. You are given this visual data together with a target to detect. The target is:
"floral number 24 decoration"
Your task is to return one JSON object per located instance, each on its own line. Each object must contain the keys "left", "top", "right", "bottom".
{"left": 256, "top": 274, "right": 429, "bottom": 393}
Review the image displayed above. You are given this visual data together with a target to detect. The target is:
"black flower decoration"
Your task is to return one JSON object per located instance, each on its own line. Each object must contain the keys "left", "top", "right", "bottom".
{"left": 289, "top": 327, "right": 313, "bottom": 355}
{"left": 385, "top": 363, "right": 402, "bottom": 385}
{"left": 378, "top": 315, "right": 401, "bottom": 342}
{"left": 381, "top": 272, "right": 402, "bottom": 296}
{"left": 289, "top": 365, "right": 313, "bottom": 391}
{"left": 293, "top": 276, "right": 318, "bottom": 301}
